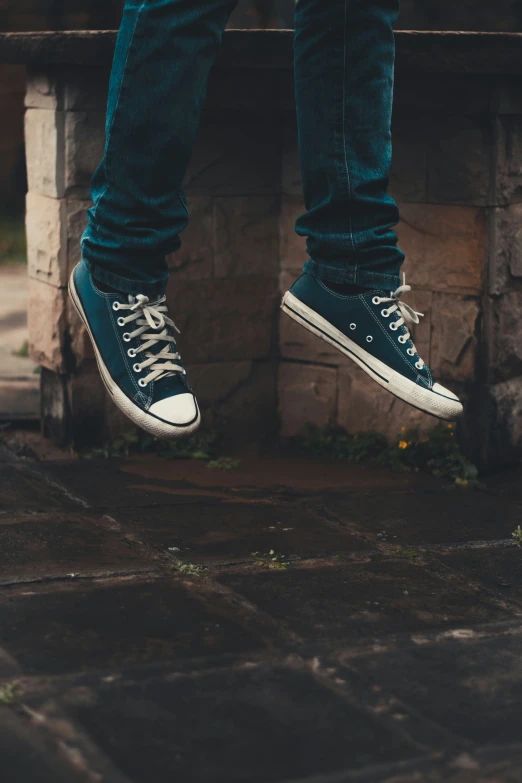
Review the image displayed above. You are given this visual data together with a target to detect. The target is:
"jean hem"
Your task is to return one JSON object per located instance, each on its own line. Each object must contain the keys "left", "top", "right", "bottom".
{"left": 303, "top": 259, "right": 401, "bottom": 291}
{"left": 86, "top": 260, "right": 168, "bottom": 298}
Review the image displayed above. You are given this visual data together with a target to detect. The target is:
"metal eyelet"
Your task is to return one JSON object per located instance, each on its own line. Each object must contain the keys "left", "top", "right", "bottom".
{"left": 112, "top": 301, "right": 120, "bottom": 311}
{"left": 372, "top": 296, "right": 380, "bottom": 305}
{"left": 117, "top": 317, "right": 126, "bottom": 327}
{"left": 407, "top": 348, "right": 415, "bottom": 356}
{"left": 133, "top": 363, "right": 141, "bottom": 373}
{"left": 366, "top": 335, "right": 373, "bottom": 343}
{"left": 415, "top": 361, "right": 423, "bottom": 370}
{"left": 127, "top": 348, "right": 136, "bottom": 358}
{"left": 349, "top": 323, "right": 356, "bottom": 330}
{"left": 381, "top": 309, "right": 389, "bottom": 318}
{"left": 122, "top": 333, "right": 131, "bottom": 343}
{"left": 398, "top": 335, "right": 406, "bottom": 344}
{"left": 389, "top": 322, "right": 398, "bottom": 331}
{"left": 138, "top": 379, "right": 148, "bottom": 388}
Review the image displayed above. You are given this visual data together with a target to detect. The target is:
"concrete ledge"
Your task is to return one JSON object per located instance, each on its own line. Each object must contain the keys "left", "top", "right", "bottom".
{"left": 2, "top": 30, "right": 522, "bottom": 74}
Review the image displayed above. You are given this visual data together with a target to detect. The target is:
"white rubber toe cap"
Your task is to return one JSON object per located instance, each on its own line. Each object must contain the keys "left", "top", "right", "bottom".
{"left": 432, "top": 383, "right": 460, "bottom": 402}
{"left": 431, "top": 383, "right": 463, "bottom": 419}
{"left": 149, "top": 393, "right": 198, "bottom": 425}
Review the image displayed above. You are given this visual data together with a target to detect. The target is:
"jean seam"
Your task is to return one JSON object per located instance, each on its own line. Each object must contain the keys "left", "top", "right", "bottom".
{"left": 91, "top": 0, "right": 146, "bottom": 229}
{"left": 342, "top": 0, "right": 356, "bottom": 255}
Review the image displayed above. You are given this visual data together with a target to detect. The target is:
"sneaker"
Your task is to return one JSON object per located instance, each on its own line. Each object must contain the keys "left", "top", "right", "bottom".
{"left": 69, "top": 261, "right": 200, "bottom": 439}
{"left": 281, "top": 273, "right": 463, "bottom": 421}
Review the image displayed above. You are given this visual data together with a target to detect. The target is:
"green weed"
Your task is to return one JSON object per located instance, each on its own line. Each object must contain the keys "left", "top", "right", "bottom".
{"left": 170, "top": 562, "right": 208, "bottom": 577}
{"left": 83, "top": 427, "right": 222, "bottom": 461}
{"left": 294, "top": 422, "right": 478, "bottom": 485}
{"left": 512, "top": 526, "right": 522, "bottom": 548}
{"left": 0, "top": 682, "right": 23, "bottom": 705}
{"left": 207, "top": 457, "right": 241, "bottom": 470}
{"left": 251, "top": 549, "right": 289, "bottom": 570}
{"left": 11, "top": 340, "right": 28, "bottom": 358}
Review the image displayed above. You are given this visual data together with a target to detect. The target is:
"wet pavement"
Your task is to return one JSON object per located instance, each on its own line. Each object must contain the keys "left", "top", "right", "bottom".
{"left": 2, "top": 442, "right": 522, "bottom": 782}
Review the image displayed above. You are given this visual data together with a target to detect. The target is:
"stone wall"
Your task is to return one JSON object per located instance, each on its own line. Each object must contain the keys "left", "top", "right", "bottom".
{"left": 278, "top": 70, "right": 522, "bottom": 468}
{"left": 19, "top": 34, "right": 522, "bottom": 468}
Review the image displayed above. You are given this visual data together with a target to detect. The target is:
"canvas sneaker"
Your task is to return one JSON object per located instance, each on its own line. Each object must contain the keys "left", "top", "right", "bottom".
{"left": 69, "top": 261, "right": 200, "bottom": 439}
{"left": 281, "top": 273, "right": 463, "bottom": 421}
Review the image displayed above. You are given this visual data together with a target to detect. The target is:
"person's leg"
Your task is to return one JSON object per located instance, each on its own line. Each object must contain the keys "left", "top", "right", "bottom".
{"left": 70, "top": 0, "right": 237, "bottom": 439}
{"left": 282, "top": 0, "right": 463, "bottom": 421}
{"left": 294, "top": 0, "right": 403, "bottom": 292}
{"left": 81, "top": 0, "right": 238, "bottom": 298}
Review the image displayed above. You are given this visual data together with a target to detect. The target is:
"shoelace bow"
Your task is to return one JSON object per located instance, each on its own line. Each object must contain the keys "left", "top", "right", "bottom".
{"left": 373, "top": 275, "right": 425, "bottom": 369}
{"left": 117, "top": 294, "right": 185, "bottom": 386}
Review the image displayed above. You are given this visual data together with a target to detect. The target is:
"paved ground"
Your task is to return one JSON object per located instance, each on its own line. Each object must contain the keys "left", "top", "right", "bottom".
{"left": 2, "top": 439, "right": 522, "bottom": 782}
{"left": 0, "top": 265, "right": 39, "bottom": 420}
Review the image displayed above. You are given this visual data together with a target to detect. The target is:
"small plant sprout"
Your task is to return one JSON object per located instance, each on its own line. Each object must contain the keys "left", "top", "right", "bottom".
{"left": 207, "top": 457, "right": 241, "bottom": 470}
{"left": 0, "top": 682, "right": 23, "bottom": 706}
{"left": 171, "top": 562, "right": 208, "bottom": 577}
{"left": 512, "top": 526, "right": 522, "bottom": 548}
{"left": 251, "top": 550, "right": 289, "bottom": 570}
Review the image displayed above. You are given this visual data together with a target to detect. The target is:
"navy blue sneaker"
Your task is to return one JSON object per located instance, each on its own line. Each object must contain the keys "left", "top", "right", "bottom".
{"left": 282, "top": 274, "right": 463, "bottom": 421}
{"left": 69, "top": 261, "right": 200, "bottom": 439}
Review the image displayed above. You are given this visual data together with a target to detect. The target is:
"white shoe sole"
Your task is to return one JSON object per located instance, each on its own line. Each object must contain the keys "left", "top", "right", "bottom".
{"left": 281, "top": 291, "right": 463, "bottom": 422}
{"left": 69, "top": 274, "right": 201, "bottom": 440}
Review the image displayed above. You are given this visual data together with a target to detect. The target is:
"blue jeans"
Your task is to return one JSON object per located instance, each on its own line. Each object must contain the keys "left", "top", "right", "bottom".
{"left": 82, "top": 0, "right": 404, "bottom": 297}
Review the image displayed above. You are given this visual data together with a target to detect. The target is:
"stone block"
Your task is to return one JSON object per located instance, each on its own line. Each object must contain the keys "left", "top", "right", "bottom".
{"left": 184, "top": 114, "right": 282, "bottom": 195}
{"left": 495, "top": 115, "right": 522, "bottom": 206}
{"left": 66, "top": 198, "right": 90, "bottom": 276}
{"left": 67, "top": 293, "right": 94, "bottom": 368}
{"left": 426, "top": 115, "right": 492, "bottom": 206}
{"left": 28, "top": 279, "right": 68, "bottom": 373}
{"left": 63, "top": 66, "right": 110, "bottom": 112}
{"left": 399, "top": 203, "right": 486, "bottom": 294}
{"left": 337, "top": 364, "right": 435, "bottom": 441}
{"left": 197, "top": 360, "right": 278, "bottom": 444}
{"left": 282, "top": 118, "right": 302, "bottom": 197}
{"left": 41, "top": 361, "right": 107, "bottom": 449}
{"left": 480, "top": 377, "right": 522, "bottom": 468}
{"left": 489, "top": 291, "right": 522, "bottom": 383}
{"left": 279, "top": 310, "right": 346, "bottom": 366}
{"left": 389, "top": 114, "right": 428, "bottom": 203}
{"left": 25, "top": 192, "right": 67, "bottom": 287}
{"left": 278, "top": 362, "right": 337, "bottom": 437}
{"left": 64, "top": 111, "right": 105, "bottom": 197}
{"left": 280, "top": 195, "right": 306, "bottom": 276}
{"left": 24, "top": 108, "right": 65, "bottom": 198}
{"left": 489, "top": 203, "right": 522, "bottom": 295}
{"left": 166, "top": 277, "right": 278, "bottom": 363}
{"left": 214, "top": 196, "right": 280, "bottom": 278}
{"left": 167, "top": 196, "right": 214, "bottom": 280}
{"left": 430, "top": 293, "right": 480, "bottom": 383}
{"left": 25, "top": 68, "right": 62, "bottom": 110}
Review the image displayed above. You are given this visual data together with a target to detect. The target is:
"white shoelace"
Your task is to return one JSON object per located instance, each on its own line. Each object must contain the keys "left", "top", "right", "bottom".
{"left": 114, "top": 294, "right": 185, "bottom": 386}
{"left": 372, "top": 275, "right": 425, "bottom": 369}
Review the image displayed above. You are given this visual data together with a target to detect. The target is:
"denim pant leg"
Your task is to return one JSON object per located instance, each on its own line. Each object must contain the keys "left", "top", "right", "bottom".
{"left": 295, "top": 0, "right": 404, "bottom": 291}
{"left": 82, "top": 0, "right": 237, "bottom": 298}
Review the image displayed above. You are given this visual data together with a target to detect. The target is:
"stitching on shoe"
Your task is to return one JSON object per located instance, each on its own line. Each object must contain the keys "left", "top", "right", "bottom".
{"left": 316, "top": 279, "right": 367, "bottom": 301}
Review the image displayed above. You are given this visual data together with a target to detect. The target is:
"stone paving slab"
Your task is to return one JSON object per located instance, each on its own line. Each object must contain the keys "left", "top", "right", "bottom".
{"left": 2, "top": 450, "right": 522, "bottom": 781}
{"left": 343, "top": 622, "right": 522, "bottom": 748}
{"left": 0, "top": 511, "right": 155, "bottom": 585}
{"left": 436, "top": 544, "right": 522, "bottom": 604}
{"left": 0, "top": 463, "right": 82, "bottom": 513}
{"left": 0, "top": 575, "right": 267, "bottom": 676}
{"left": 21, "top": 664, "right": 425, "bottom": 783}
{"left": 320, "top": 487, "right": 520, "bottom": 547}
{"left": 218, "top": 556, "right": 519, "bottom": 643}
{"left": 122, "top": 499, "right": 371, "bottom": 565}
